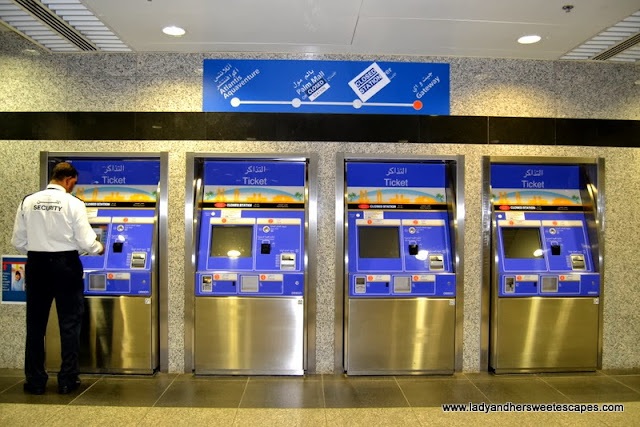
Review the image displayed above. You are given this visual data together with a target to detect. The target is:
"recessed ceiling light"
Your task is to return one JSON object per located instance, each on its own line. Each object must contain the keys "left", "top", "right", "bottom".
{"left": 518, "top": 35, "right": 542, "bottom": 44}
{"left": 162, "top": 26, "right": 186, "bottom": 37}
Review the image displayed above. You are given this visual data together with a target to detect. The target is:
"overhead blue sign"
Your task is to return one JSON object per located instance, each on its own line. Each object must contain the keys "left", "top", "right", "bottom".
{"left": 204, "top": 161, "right": 306, "bottom": 186}
{"left": 491, "top": 165, "right": 582, "bottom": 190}
{"left": 203, "top": 59, "right": 449, "bottom": 115}
{"left": 347, "top": 162, "right": 446, "bottom": 188}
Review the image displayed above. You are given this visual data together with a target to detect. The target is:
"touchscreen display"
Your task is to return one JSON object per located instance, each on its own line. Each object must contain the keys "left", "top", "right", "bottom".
{"left": 358, "top": 226, "right": 400, "bottom": 258}
{"left": 502, "top": 227, "right": 543, "bottom": 259}
{"left": 210, "top": 225, "right": 253, "bottom": 258}
{"left": 92, "top": 224, "right": 108, "bottom": 254}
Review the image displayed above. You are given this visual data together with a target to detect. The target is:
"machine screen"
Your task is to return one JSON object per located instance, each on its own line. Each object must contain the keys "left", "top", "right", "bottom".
{"left": 358, "top": 226, "right": 400, "bottom": 258}
{"left": 210, "top": 225, "right": 253, "bottom": 258}
{"left": 502, "top": 227, "right": 543, "bottom": 259}
{"left": 92, "top": 225, "right": 108, "bottom": 251}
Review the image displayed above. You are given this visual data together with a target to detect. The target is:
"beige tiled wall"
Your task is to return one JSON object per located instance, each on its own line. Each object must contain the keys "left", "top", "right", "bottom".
{"left": 1, "top": 32, "right": 639, "bottom": 373}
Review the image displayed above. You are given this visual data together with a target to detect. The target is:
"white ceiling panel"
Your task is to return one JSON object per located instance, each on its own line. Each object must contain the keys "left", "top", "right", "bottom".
{"left": 1, "top": 1, "right": 639, "bottom": 61}
{"left": 353, "top": 18, "right": 608, "bottom": 59}
{"left": 360, "top": 0, "right": 639, "bottom": 26}
{"left": 83, "top": 0, "right": 362, "bottom": 49}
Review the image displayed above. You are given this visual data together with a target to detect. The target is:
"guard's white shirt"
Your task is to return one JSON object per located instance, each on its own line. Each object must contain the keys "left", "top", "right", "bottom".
{"left": 12, "top": 184, "right": 104, "bottom": 255}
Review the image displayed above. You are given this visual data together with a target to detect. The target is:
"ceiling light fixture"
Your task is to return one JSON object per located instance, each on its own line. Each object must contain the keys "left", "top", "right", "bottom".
{"left": 518, "top": 35, "right": 542, "bottom": 44}
{"left": 162, "top": 25, "right": 185, "bottom": 37}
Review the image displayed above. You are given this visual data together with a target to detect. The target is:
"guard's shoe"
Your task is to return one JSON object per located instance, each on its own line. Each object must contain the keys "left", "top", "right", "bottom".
{"left": 58, "top": 379, "right": 81, "bottom": 395}
{"left": 23, "top": 382, "right": 45, "bottom": 395}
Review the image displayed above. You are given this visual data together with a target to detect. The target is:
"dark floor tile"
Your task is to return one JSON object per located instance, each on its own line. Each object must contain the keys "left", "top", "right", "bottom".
{"left": 323, "top": 377, "right": 408, "bottom": 408}
{"left": 542, "top": 376, "right": 640, "bottom": 403}
{"left": 0, "top": 369, "right": 23, "bottom": 377}
{"left": 472, "top": 378, "right": 571, "bottom": 404}
{"left": 175, "top": 373, "right": 249, "bottom": 381}
{"left": 70, "top": 377, "right": 173, "bottom": 407}
{"left": 535, "top": 371, "right": 603, "bottom": 377}
{"left": 394, "top": 373, "right": 463, "bottom": 381}
{"left": 155, "top": 378, "right": 246, "bottom": 407}
{"left": 0, "top": 377, "right": 99, "bottom": 404}
{"left": 610, "top": 376, "right": 640, "bottom": 394}
{"left": 397, "top": 378, "right": 488, "bottom": 406}
{"left": 603, "top": 368, "right": 640, "bottom": 376}
{"left": 240, "top": 378, "right": 323, "bottom": 408}
{"left": 0, "top": 377, "right": 26, "bottom": 393}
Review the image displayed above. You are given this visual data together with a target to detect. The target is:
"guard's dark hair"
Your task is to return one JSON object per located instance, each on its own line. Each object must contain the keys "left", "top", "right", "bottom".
{"left": 51, "top": 162, "right": 78, "bottom": 181}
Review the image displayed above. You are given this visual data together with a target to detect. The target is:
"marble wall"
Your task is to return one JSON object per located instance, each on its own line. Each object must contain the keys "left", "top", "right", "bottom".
{"left": 1, "top": 31, "right": 639, "bottom": 373}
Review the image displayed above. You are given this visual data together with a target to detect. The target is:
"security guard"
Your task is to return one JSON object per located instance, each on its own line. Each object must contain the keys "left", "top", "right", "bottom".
{"left": 12, "top": 162, "right": 104, "bottom": 395}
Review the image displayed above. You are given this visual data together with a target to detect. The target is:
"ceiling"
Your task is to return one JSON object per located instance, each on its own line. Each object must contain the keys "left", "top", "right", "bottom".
{"left": 2, "top": 0, "right": 640, "bottom": 61}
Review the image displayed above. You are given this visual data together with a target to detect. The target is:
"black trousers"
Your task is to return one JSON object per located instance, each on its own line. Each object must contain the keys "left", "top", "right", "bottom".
{"left": 25, "top": 251, "right": 84, "bottom": 388}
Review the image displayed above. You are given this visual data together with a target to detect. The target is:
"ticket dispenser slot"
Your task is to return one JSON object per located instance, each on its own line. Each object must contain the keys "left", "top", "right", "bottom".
{"left": 571, "top": 255, "right": 586, "bottom": 270}
{"left": 194, "top": 159, "right": 307, "bottom": 375}
{"left": 393, "top": 276, "right": 411, "bottom": 293}
{"left": 241, "top": 276, "right": 259, "bottom": 292}
{"left": 345, "top": 160, "right": 458, "bottom": 375}
{"left": 429, "top": 255, "right": 444, "bottom": 270}
{"left": 489, "top": 162, "right": 602, "bottom": 373}
{"left": 89, "top": 274, "right": 107, "bottom": 291}
{"left": 131, "top": 252, "right": 147, "bottom": 269}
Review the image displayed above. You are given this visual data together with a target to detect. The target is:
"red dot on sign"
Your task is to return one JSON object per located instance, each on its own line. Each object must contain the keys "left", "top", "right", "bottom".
{"left": 108, "top": 274, "right": 113, "bottom": 279}
{"left": 268, "top": 219, "right": 274, "bottom": 224}
{"left": 214, "top": 275, "right": 220, "bottom": 280}
{"left": 123, "top": 218, "right": 128, "bottom": 222}
{"left": 413, "top": 100, "right": 423, "bottom": 110}
{"left": 553, "top": 221, "right": 558, "bottom": 225}
{"left": 517, "top": 276, "right": 522, "bottom": 280}
{"left": 367, "top": 276, "right": 373, "bottom": 281}
{"left": 413, "top": 276, "right": 419, "bottom": 281}
{"left": 260, "top": 275, "right": 266, "bottom": 280}
{"left": 560, "top": 276, "right": 565, "bottom": 280}
{"left": 413, "top": 220, "right": 418, "bottom": 225}
{"left": 367, "top": 219, "right": 372, "bottom": 224}
{"left": 222, "top": 218, "right": 227, "bottom": 223}
{"left": 509, "top": 221, "right": 514, "bottom": 225}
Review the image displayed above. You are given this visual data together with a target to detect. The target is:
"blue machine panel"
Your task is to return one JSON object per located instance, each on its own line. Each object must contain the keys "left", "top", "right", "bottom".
{"left": 55, "top": 159, "right": 160, "bottom": 297}
{"left": 195, "top": 160, "right": 307, "bottom": 298}
{"left": 491, "top": 164, "right": 599, "bottom": 298}
{"left": 346, "top": 162, "right": 455, "bottom": 298}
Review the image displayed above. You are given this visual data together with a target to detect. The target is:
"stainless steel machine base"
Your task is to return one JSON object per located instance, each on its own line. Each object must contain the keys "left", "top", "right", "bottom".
{"left": 195, "top": 296, "right": 304, "bottom": 375}
{"left": 46, "top": 296, "right": 157, "bottom": 374}
{"left": 347, "top": 298, "right": 455, "bottom": 375}
{"left": 491, "top": 297, "right": 599, "bottom": 373}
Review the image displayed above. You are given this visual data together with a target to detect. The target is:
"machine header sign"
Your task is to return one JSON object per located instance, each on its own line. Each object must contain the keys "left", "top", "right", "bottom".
{"left": 69, "top": 160, "right": 161, "bottom": 186}
{"left": 491, "top": 165, "right": 581, "bottom": 190}
{"left": 346, "top": 162, "right": 447, "bottom": 209}
{"left": 203, "top": 161, "right": 306, "bottom": 209}
{"left": 203, "top": 59, "right": 450, "bottom": 115}
{"left": 491, "top": 165, "right": 584, "bottom": 208}
{"left": 347, "top": 162, "right": 446, "bottom": 188}
{"left": 64, "top": 159, "right": 161, "bottom": 207}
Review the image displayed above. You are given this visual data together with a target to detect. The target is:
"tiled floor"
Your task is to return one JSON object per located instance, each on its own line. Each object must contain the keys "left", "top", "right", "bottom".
{"left": 0, "top": 369, "right": 639, "bottom": 426}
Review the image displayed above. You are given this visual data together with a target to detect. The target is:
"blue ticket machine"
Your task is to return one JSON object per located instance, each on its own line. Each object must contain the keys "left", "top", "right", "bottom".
{"left": 487, "top": 160, "right": 603, "bottom": 373}
{"left": 341, "top": 157, "right": 463, "bottom": 375}
{"left": 45, "top": 154, "right": 166, "bottom": 374}
{"left": 189, "top": 157, "right": 313, "bottom": 375}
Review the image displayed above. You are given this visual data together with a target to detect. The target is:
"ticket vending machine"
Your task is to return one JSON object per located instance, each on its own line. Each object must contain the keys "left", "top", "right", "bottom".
{"left": 485, "top": 158, "right": 604, "bottom": 373}
{"left": 186, "top": 154, "right": 317, "bottom": 375}
{"left": 44, "top": 153, "right": 168, "bottom": 374}
{"left": 338, "top": 155, "right": 464, "bottom": 375}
